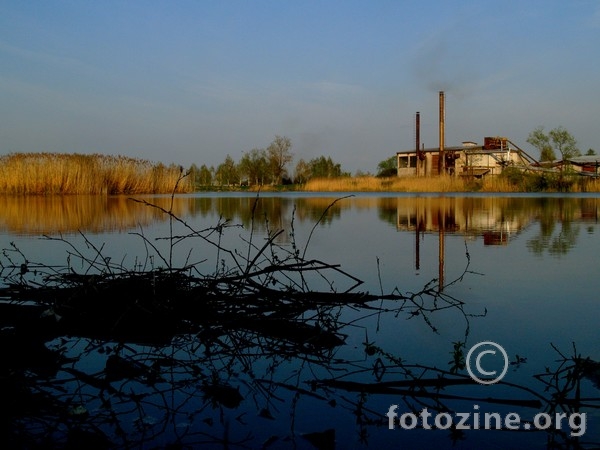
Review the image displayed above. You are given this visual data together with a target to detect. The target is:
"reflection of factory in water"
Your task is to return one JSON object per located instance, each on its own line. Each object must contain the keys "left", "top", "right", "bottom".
{"left": 389, "top": 196, "right": 600, "bottom": 290}
{"left": 390, "top": 197, "right": 539, "bottom": 290}
{"left": 395, "top": 197, "right": 534, "bottom": 246}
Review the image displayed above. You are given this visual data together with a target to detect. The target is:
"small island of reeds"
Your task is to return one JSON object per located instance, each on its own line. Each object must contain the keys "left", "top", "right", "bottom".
{"left": 0, "top": 153, "right": 192, "bottom": 195}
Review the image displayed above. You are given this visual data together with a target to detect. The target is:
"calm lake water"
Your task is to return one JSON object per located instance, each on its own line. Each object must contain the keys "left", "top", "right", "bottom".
{"left": 1, "top": 193, "right": 599, "bottom": 449}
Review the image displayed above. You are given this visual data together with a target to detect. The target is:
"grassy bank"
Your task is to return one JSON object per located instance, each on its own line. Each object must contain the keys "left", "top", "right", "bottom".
{"left": 301, "top": 174, "right": 600, "bottom": 193}
{"left": 0, "top": 153, "right": 192, "bottom": 194}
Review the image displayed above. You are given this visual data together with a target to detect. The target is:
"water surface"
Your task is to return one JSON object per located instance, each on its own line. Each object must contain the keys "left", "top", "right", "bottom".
{"left": 1, "top": 193, "right": 598, "bottom": 449}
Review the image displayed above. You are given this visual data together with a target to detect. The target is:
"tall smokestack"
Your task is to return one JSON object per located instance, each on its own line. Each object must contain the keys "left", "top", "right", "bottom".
{"left": 439, "top": 91, "right": 445, "bottom": 175}
{"left": 415, "top": 111, "right": 420, "bottom": 153}
{"left": 415, "top": 112, "right": 420, "bottom": 176}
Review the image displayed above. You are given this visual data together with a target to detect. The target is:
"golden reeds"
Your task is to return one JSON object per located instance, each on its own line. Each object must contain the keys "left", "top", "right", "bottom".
{"left": 301, "top": 175, "right": 600, "bottom": 193}
{"left": 302, "top": 176, "right": 469, "bottom": 192}
{"left": 0, "top": 153, "right": 192, "bottom": 195}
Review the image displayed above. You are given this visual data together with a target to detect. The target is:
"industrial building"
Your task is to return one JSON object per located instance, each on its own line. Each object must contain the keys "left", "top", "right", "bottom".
{"left": 397, "top": 136, "right": 537, "bottom": 178}
{"left": 396, "top": 92, "right": 538, "bottom": 178}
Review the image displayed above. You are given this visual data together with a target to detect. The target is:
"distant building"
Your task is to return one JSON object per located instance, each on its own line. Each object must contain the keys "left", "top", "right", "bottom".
{"left": 562, "top": 155, "right": 600, "bottom": 176}
{"left": 396, "top": 137, "right": 536, "bottom": 178}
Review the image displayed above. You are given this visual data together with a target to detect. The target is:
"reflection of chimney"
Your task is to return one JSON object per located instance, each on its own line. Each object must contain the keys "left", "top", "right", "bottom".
{"left": 439, "top": 91, "right": 445, "bottom": 174}
{"left": 438, "top": 208, "right": 445, "bottom": 292}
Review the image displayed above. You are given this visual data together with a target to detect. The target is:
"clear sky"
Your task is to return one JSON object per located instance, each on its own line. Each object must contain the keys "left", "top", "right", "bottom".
{"left": 1, "top": 0, "right": 599, "bottom": 174}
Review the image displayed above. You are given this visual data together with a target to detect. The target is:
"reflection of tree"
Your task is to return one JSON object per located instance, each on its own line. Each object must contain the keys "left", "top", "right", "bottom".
{"left": 189, "top": 196, "right": 347, "bottom": 239}
{"left": 527, "top": 209, "right": 556, "bottom": 255}
{"left": 548, "top": 221, "right": 580, "bottom": 255}
{"left": 293, "top": 197, "right": 345, "bottom": 225}
{"left": 527, "top": 199, "right": 582, "bottom": 256}
{"left": 377, "top": 198, "right": 398, "bottom": 225}
{"left": 1, "top": 200, "right": 598, "bottom": 449}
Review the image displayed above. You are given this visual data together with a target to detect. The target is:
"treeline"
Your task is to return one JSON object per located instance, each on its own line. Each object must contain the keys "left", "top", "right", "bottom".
{"left": 0, "top": 153, "right": 192, "bottom": 195}
{"left": 189, "top": 135, "right": 349, "bottom": 188}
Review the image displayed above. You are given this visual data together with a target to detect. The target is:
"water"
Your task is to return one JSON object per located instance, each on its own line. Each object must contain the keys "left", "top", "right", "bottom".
{"left": 1, "top": 193, "right": 599, "bottom": 449}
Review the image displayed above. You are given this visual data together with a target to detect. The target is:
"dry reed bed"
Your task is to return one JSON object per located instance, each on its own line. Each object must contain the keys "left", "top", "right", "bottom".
{"left": 303, "top": 176, "right": 463, "bottom": 192}
{"left": 302, "top": 175, "right": 600, "bottom": 192}
{"left": 0, "top": 153, "right": 193, "bottom": 194}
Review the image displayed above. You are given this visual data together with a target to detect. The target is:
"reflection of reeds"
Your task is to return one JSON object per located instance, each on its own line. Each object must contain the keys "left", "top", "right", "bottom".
{"left": 0, "top": 195, "right": 194, "bottom": 235}
{"left": 0, "top": 153, "right": 192, "bottom": 194}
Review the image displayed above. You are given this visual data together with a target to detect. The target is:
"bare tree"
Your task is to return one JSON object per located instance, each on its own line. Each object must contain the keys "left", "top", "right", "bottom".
{"left": 293, "top": 158, "right": 311, "bottom": 184}
{"left": 267, "top": 135, "right": 293, "bottom": 185}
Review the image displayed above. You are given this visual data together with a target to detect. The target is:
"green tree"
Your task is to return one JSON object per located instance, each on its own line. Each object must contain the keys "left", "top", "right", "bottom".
{"left": 189, "top": 163, "right": 213, "bottom": 186}
{"left": 188, "top": 163, "right": 200, "bottom": 186}
{"left": 308, "top": 156, "right": 345, "bottom": 178}
{"left": 215, "top": 154, "right": 239, "bottom": 186}
{"left": 197, "top": 164, "right": 213, "bottom": 185}
{"left": 527, "top": 126, "right": 556, "bottom": 162}
{"left": 239, "top": 148, "right": 268, "bottom": 186}
{"left": 549, "top": 126, "right": 580, "bottom": 161}
{"left": 527, "top": 126, "right": 580, "bottom": 162}
{"left": 586, "top": 148, "right": 596, "bottom": 156}
{"left": 266, "top": 135, "right": 294, "bottom": 185}
{"left": 377, "top": 156, "right": 397, "bottom": 177}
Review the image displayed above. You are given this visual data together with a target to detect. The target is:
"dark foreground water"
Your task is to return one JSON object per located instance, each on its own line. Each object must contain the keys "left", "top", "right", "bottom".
{"left": 1, "top": 193, "right": 599, "bottom": 449}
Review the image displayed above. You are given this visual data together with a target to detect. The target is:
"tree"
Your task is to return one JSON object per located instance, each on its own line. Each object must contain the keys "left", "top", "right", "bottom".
{"left": 239, "top": 148, "right": 268, "bottom": 186}
{"left": 527, "top": 126, "right": 580, "bottom": 162}
{"left": 527, "top": 127, "right": 556, "bottom": 162}
{"left": 377, "top": 156, "right": 397, "bottom": 177}
{"left": 215, "top": 154, "right": 239, "bottom": 186}
{"left": 266, "top": 135, "right": 293, "bottom": 185}
{"left": 189, "top": 163, "right": 213, "bottom": 186}
{"left": 188, "top": 163, "right": 200, "bottom": 186}
{"left": 198, "top": 164, "right": 213, "bottom": 185}
{"left": 586, "top": 148, "right": 597, "bottom": 156}
{"left": 548, "top": 126, "right": 580, "bottom": 161}
{"left": 293, "top": 156, "right": 347, "bottom": 183}
{"left": 308, "top": 156, "right": 345, "bottom": 178}
{"left": 293, "top": 158, "right": 311, "bottom": 184}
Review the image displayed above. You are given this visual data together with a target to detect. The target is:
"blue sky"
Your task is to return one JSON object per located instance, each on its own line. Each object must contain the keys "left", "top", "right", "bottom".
{"left": 1, "top": 0, "right": 599, "bottom": 173}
